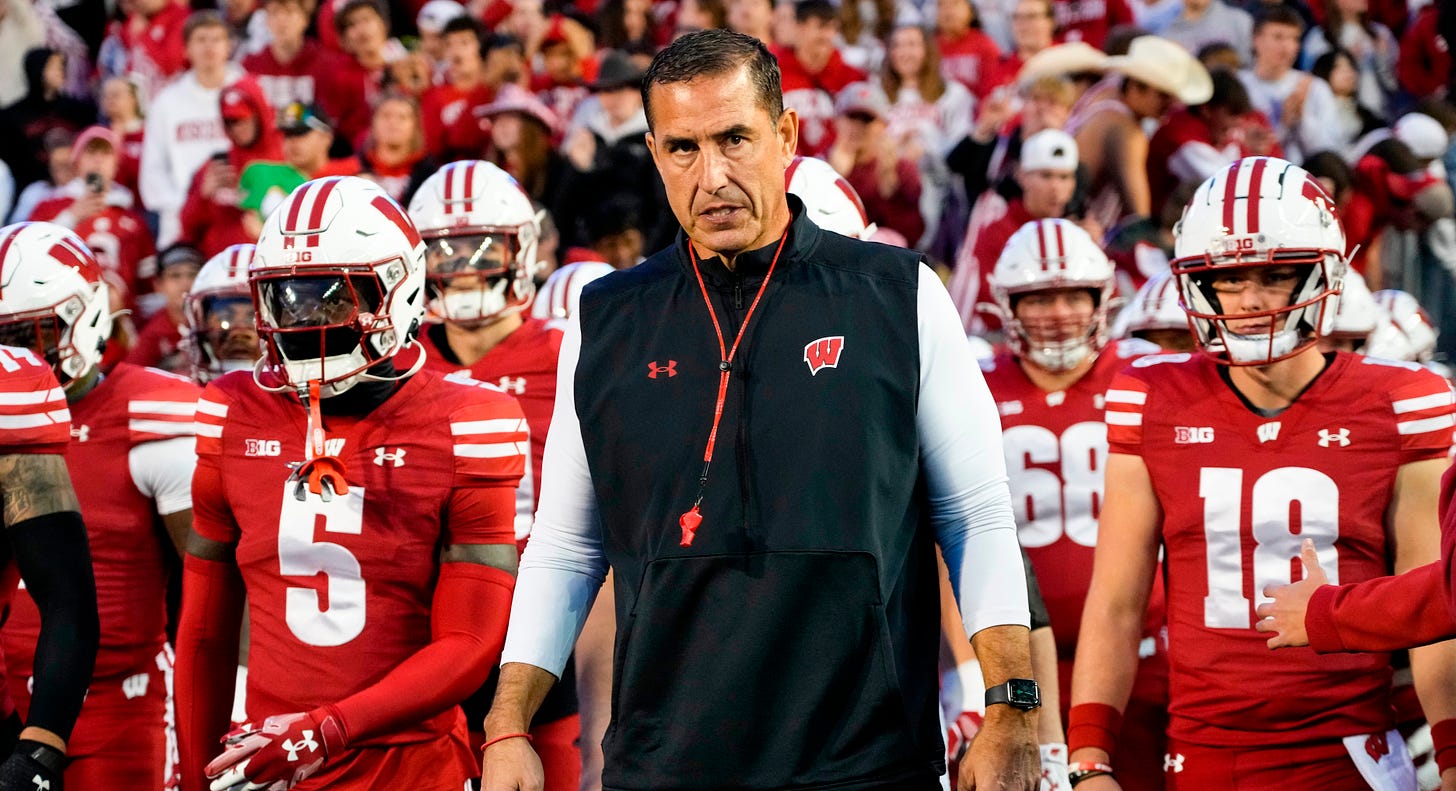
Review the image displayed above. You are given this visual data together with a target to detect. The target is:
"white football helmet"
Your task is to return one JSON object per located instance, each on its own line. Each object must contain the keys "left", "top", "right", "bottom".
{"left": 531, "top": 259, "right": 615, "bottom": 320}
{"left": 1369, "top": 289, "right": 1440, "bottom": 363}
{"left": 989, "top": 218, "right": 1116, "bottom": 372}
{"left": 1171, "top": 157, "right": 1347, "bottom": 366}
{"left": 251, "top": 176, "right": 427, "bottom": 396}
{"left": 1321, "top": 272, "right": 1403, "bottom": 354}
{"left": 407, "top": 160, "right": 540, "bottom": 326}
{"left": 786, "top": 156, "right": 876, "bottom": 240}
{"left": 0, "top": 222, "right": 111, "bottom": 388}
{"left": 184, "top": 244, "right": 260, "bottom": 384}
{"left": 1111, "top": 270, "right": 1189, "bottom": 341}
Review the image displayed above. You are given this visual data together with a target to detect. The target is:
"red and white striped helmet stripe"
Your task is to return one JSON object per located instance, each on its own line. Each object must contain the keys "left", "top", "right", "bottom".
{"left": 281, "top": 176, "right": 344, "bottom": 248}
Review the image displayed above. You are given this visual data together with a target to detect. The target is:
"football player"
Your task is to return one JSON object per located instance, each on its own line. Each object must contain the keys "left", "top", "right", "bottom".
{"left": 1316, "top": 272, "right": 1403, "bottom": 356}
{"left": 406, "top": 160, "right": 585, "bottom": 791}
{"left": 175, "top": 176, "right": 527, "bottom": 791}
{"left": 0, "top": 220, "right": 197, "bottom": 790}
{"left": 183, "top": 244, "right": 262, "bottom": 384}
{"left": 979, "top": 218, "right": 1165, "bottom": 791}
{"left": 0, "top": 233, "right": 100, "bottom": 791}
{"left": 1069, "top": 157, "right": 1456, "bottom": 790}
{"left": 1110, "top": 271, "right": 1196, "bottom": 353}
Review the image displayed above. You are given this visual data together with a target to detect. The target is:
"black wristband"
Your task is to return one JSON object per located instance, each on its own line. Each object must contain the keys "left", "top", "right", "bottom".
{"left": 1068, "top": 769, "right": 1112, "bottom": 787}
{"left": 13, "top": 741, "right": 63, "bottom": 776}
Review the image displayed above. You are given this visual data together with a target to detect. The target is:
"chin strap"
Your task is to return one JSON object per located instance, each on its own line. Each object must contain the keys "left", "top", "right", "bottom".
{"left": 358, "top": 338, "right": 427, "bottom": 383}
{"left": 289, "top": 379, "right": 350, "bottom": 502}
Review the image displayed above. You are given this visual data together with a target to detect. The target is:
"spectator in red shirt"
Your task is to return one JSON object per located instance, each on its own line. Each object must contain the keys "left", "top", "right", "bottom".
{"left": 991, "top": 0, "right": 1057, "bottom": 95}
{"left": 98, "top": 75, "right": 145, "bottom": 197}
{"left": 326, "top": 0, "right": 393, "bottom": 149}
{"left": 30, "top": 125, "right": 158, "bottom": 315}
{"left": 776, "top": 0, "right": 866, "bottom": 157}
{"left": 1399, "top": 5, "right": 1450, "bottom": 102}
{"left": 1146, "top": 69, "right": 1253, "bottom": 229}
{"left": 357, "top": 92, "right": 436, "bottom": 203}
{"left": 421, "top": 16, "right": 495, "bottom": 161}
{"left": 178, "top": 76, "right": 283, "bottom": 257}
{"left": 530, "top": 16, "right": 593, "bottom": 128}
{"left": 242, "top": 0, "right": 344, "bottom": 112}
{"left": 827, "top": 81, "right": 924, "bottom": 244}
{"left": 1052, "top": 0, "right": 1135, "bottom": 50}
{"left": 125, "top": 243, "right": 202, "bottom": 373}
{"left": 935, "top": 0, "right": 1003, "bottom": 97}
{"left": 120, "top": 0, "right": 189, "bottom": 102}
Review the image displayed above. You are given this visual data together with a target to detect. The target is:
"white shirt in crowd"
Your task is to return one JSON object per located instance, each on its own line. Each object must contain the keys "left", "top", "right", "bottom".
{"left": 1237, "top": 68, "right": 1342, "bottom": 164}
{"left": 139, "top": 64, "right": 245, "bottom": 248}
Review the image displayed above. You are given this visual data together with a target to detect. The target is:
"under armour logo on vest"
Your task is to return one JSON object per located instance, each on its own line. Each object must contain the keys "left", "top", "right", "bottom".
{"left": 647, "top": 361, "right": 677, "bottom": 379}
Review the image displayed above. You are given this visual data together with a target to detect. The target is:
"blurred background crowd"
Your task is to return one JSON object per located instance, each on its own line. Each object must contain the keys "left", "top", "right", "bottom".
{"left": 0, "top": 0, "right": 1453, "bottom": 366}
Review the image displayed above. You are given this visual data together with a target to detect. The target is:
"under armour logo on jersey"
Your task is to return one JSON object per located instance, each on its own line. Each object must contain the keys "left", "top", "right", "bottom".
{"left": 30, "top": 775, "right": 48, "bottom": 791}
{"left": 282, "top": 732, "right": 319, "bottom": 762}
{"left": 497, "top": 376, "right": 526, "bottom": 394}
{"left": 121, "top": 673, "right": 149, "bottom": 700}
{"left": 1257, "top": 422, "right": 1281, "bottom": 443}
{"left": 803, "top": 336, "right": 845, "bottom": 376}
{"left": 374, "top": 447, "right": 406, "bottom": 467}
{"left": 1318, "top": 428, "right": 1351, "bottom": 447}
{"left": 647, "top": 360, "right": 677, "bottom": 379}
{"left": 1163, "top": 754, "right": 1185, "bottom": 774}
{"left": 70, "top": 424, "right": 89, "bottom": 443}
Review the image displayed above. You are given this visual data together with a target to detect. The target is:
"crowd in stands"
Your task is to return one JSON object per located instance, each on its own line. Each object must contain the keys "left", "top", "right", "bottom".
{"left": 1, "top": 0, "right": 1454, "bottom": 360}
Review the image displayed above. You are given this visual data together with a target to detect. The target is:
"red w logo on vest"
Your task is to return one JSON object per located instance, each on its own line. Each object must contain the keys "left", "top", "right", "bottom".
{"left": 803, "top": 336, "right": 845, "bottom": 376}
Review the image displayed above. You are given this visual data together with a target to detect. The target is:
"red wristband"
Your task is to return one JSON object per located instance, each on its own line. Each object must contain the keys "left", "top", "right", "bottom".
{"left": 1431, "top": 718, "right": 1456, "bottom": 775}
{"left": 1067, "top": 703, "right": 1123, "bottom": 756}
{"left": 482, "top": 732, "right": 532, "bottom": 752}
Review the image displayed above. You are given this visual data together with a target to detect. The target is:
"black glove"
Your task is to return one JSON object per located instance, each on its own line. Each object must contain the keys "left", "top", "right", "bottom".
{"left": 0, "top": 739, "right": 65, "bottom": 791}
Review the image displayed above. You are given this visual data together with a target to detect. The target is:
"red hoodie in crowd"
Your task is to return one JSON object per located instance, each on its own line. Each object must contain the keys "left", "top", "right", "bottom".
{"left": 179, "top": 76, "right": 284, "bottom": 257}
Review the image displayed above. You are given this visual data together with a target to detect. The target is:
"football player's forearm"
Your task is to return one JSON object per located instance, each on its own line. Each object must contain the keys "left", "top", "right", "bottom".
{"left": 175, "top": 554, "right": 244, "bottom": 791}
{"left": 1411, "top": 640, "right": 1456, "bottom": 725}
{"left": 329, "top": 561, "right": 514, "bottom": 746}
{"left": 1307, "top": 565, "right": 1456, "bottom": 652}
{"left": 1030, "top": 626, "right": 1063, "bottom": 743}
{"left": 485, "top": 663, "right": 559, "bottom": 736}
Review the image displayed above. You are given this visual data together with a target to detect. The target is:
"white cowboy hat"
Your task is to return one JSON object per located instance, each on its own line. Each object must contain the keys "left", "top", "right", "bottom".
{"left": 1016, "top": 42, "right": 1109, "bottom": 87}
{"left": 1105, "top": 36, "right": 1213, "bottom": 106}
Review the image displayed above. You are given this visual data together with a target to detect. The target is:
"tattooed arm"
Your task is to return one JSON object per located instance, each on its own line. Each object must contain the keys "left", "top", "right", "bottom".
{"left": 0, "top": 452, "right": 98, "bottom": 755}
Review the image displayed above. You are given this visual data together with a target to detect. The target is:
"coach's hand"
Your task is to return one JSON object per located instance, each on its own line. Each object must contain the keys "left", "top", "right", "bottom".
{"left": 960, "top": 706, "right": 1038, "bottom": 790}
{"left": 1255, "top": 538, "right": 1325, "bottom": 649}
{"left": 482, "top": 733, "right": 545, "bottom": 791}
{"left": 0, "top": 739, "right": 65, "bottom": 791}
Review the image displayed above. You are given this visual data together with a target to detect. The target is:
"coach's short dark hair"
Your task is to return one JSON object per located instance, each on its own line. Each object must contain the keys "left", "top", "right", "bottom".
{"left": 1253, "top": 5, "right": 1304, "bottom": 35}
{"left": 641, "top": 28, "right": 782, "bottom": 130}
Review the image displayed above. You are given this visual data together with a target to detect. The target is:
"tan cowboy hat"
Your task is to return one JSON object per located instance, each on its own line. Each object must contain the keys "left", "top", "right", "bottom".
{"left": 1016, "top": 42, "right": 1109, "bottom": 87}
{"left": 1105, "top": 36, "right": 1213, "bottom": 106}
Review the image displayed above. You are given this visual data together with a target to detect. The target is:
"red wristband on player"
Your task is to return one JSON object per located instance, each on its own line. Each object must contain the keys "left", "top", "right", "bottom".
{"left": 1067, "top": 703, "right": 1123, "bottom": 757}
{"left": 1431, "top": 718, "right": 1456, "bottom": 775}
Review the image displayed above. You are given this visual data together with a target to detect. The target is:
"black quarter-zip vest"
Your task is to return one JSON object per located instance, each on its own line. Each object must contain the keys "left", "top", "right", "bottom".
{"left": 575, "top": 198, "right": 943, "bottom": 790}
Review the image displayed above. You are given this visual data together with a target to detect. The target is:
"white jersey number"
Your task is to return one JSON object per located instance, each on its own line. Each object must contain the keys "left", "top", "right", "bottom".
{"left": 1199, "top": 467, "right": 1341, "bottom": 629}
{"left": 277, "top": 484, "right": 367, "bottom": 646}
{"left": 1003, "top": 421, "right": 1106, "bottom": 548}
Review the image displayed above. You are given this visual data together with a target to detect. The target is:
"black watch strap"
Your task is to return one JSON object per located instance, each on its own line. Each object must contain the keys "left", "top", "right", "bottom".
{"left": 984, "top": 678, "right": 1041, "bottom": 710}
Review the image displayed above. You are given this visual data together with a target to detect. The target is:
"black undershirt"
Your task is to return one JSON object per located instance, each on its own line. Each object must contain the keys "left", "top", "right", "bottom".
{"left": 1215, "top": 351, "right": 1336, "bottom": 418}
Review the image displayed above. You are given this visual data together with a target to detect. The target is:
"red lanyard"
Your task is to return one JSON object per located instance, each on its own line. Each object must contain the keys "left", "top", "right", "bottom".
{"left": 678, "top": 232, "right": 789, "bottom": 546}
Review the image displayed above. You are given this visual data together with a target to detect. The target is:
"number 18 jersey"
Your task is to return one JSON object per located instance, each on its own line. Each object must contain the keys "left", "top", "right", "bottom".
{"left": 1105, "top": 351, "right": 1455, "bottom": 747}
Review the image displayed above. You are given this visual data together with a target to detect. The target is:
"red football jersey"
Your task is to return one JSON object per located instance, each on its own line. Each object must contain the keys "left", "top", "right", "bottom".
{"left": 774, "top": 46, "right": 866, "bottom": 158}
{"left": 192, "top": 369, "right": 527, "bottom": 745}
{"left": 416, "top": 319, "right": 563, "bottom": 535}
{"left": 28, "top": 199, "right": 158, "bottom": 314}
{"left": 1105, "top": 351, "right": 1456, "bottom": 747}
{"left": 5, "top": 363, "right": 198, "bottom": 682}
{"left": 241, "top": 44, "right": 344, "bottom": 111}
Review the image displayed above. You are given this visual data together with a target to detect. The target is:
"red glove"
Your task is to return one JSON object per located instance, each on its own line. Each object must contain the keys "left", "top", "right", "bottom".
{"left": 204, "top": 707, "right": 347, "bottom": 791}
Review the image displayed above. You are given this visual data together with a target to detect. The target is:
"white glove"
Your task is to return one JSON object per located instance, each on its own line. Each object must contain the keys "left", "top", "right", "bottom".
{"left": 940, "top": 660, "right": 987, "bottom": 722}
{"left": 1040, "top": 743, "right": 1069, "bottom": 791}
{"left": 1407, "top": 724, "right": 1441, "bottom": 791}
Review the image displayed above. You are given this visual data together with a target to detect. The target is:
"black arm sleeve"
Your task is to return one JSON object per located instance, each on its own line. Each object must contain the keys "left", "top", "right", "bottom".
{"left": 9, "top": 511, "right": 99, "bottom": 740}
{"left": 1022, "top": 548, "right": 1051, "bottom": 632}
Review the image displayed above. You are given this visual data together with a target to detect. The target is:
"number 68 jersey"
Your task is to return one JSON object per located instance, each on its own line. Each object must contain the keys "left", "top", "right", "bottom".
{"left": 1105, "top": 351, "right": 1456, "bottom": 748}
{"left": 192, "top": 369, "right": 527, "bottom": 744}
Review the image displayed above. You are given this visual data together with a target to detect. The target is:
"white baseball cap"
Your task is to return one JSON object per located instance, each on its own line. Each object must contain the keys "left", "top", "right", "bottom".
{"left": 1020, "top": 129, "right": 1078, "bottom": 172}
{"left": 417, "top": 0, "right": 466, "bottom": 33}
{"left": 1394, "top": 113, "right": 1451, "bottom": 160}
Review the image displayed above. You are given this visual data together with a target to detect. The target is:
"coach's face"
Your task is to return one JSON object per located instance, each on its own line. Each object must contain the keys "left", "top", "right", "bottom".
{"left": 646, "top": 65, "right": 798, "bottom": 260}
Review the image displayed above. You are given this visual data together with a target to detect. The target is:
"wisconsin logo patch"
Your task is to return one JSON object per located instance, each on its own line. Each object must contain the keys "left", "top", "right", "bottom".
{"left": 803, "top": 336, "right": 845, "bottom": 376}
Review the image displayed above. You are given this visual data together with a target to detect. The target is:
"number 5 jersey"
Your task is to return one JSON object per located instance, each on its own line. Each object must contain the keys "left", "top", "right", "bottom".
{"left": 1104, "top": 350, "right": 1456, "bottom": 747}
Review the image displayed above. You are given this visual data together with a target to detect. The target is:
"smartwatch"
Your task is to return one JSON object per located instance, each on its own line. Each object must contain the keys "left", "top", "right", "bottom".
{"left": 985, "top": 678, "right": 1041, "bottom": 710}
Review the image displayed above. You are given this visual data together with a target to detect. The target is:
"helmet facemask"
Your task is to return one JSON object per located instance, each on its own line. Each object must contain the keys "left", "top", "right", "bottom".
{"left": 423, "top": 230, "right": 533, "bottom": 326}
{"left": 185, "top": 293, "right": 260, "bottom": 383}
{"left": 1174, "top": 249, "right": 1340, "bottom": 366}
{"left": 1003, "top": 285, "right": 1111, "bottom": 373}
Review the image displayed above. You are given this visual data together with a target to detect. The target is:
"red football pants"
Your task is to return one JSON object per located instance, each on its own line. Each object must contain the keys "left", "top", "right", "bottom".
{"left": 1165, "top": 737, "right": 1374, "bottom": 790}
{"left": 298, "top": 726, "right": 477, "bottom": 790}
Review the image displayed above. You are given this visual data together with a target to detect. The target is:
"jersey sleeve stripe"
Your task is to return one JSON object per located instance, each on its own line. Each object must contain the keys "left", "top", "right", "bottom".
{"left": 196, "top": 398, "right": 229, "bottom": 418}
{"left": 1105, "top": 389, "right": 1148, "bottom": 405}
{"left": 1397, "top": 414, "right": 1456, "bottom": 435}
{"left": 454, "top": 441, "right": 530, "bottom": 459}
{"left": 0, "top": 409, "right": 71, "bottom": 429}
{"left": 0, "top": 387, "right": 65, "bottom": 406}
{"left": 129, "top": 400, "right": 199, "bottom": 416}
{"left": 129, "top": 419, "right": 198, "bottom": 436}
{"left": 1105, "top": 411, "right": 1143, "bottom": 426}
{"left": 195, "top": 422, "right": 224, "bottom": 439}
{"left": 1393, "top": 391, "right": 1455, "bottom": 414}
{"left": 451, "top": 418, "right": 528, "bottom": 435}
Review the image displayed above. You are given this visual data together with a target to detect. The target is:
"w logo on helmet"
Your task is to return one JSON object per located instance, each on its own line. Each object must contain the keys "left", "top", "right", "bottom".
{"left": 803, "top": 336, "right": 845, "bottom": 376}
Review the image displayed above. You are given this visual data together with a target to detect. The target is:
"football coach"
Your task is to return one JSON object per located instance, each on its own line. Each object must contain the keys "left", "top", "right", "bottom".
{"left": 482, "top": 28, "right": 1039, "bottom": 791}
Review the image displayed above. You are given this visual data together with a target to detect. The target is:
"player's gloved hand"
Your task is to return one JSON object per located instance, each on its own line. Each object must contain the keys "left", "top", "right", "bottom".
{"left": 1040, "top": 743, "right": 1069, "bottom": 791}
{"left": 205, "top": 707, "right": 346, "bottom": 791}
{"left": 0, "top": 740, "right": 65, "bottom": 791}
